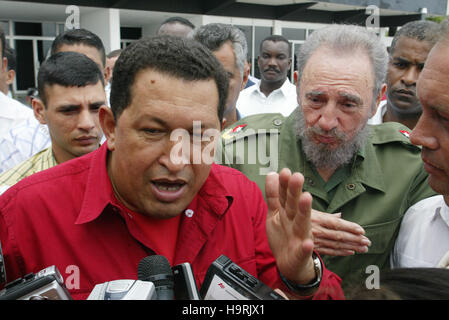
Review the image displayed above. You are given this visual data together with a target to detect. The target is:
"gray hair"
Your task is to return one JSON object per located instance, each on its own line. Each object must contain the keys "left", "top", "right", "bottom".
{"left": 390, "top": 20, "right": 440, "bottom": 55}
{"left": 192, "top": 23, "right": 248, "bottom": 77}
{"left": 297, "top": 24, "right": 388, "bottom": 108}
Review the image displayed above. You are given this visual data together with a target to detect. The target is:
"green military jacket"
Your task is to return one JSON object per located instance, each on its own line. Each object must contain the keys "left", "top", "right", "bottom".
{"left": 217, "top": 110, "right": 436, "bottom": 287}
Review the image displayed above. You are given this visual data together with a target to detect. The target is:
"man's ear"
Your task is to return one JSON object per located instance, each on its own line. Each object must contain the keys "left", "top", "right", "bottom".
{"left": 6, "top": 69, "right": 15, "bottom": 85}
{"left": 241, "top": 61, "right": 250, "bottom": 90}
{"left": 32, "top": 98, "right": 47, "bottom": 125}
{"left": 104, "top": 66, "right": 112, "bottom": 85}
{"left": 99, "top": 105, "right": 116, "bottom": 151}
{"left": 372, "top": 83, "right": 387, "bottom": 118}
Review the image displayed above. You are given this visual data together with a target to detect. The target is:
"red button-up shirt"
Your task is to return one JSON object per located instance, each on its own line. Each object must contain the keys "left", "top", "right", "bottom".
{"left": 0, "top": 144, "right": 344, "bottom": 300}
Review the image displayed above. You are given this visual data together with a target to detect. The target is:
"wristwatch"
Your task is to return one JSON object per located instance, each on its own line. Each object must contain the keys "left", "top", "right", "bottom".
{"left": 279, "top": 253, "right": 323, "bottom": 296}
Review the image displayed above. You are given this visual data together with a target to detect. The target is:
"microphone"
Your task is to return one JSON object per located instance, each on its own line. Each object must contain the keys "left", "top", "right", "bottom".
{"left": 172, "top": 262, "right": 200, "bottom": 300}
{"left": 138, "top": 255, "right": 174, "bottom": 300}
{"left": 87, "top": 280, "right": 156, "bottom": 300}
{"left": 200, "top": 255, "right": 285, "bottom": 300}
{"left": 0, "top": 266, "right": 72, "bottom": 300}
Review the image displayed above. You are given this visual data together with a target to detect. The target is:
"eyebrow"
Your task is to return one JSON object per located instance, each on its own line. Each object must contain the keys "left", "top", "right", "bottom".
{"left": 305, "top": 90, "right": 325, "bottom": 98}
{"left": 138, "top": 114, "right": 216, "bottom": 130}
{"left": 56, "top": 100, "right": 105, "bottom": 110}
{"left": 338, "top": 92, "right": 363, "bottom": 106}
{"left": 394, "top": 56, "right": 425, "bottom": 68}
{"left": 305, "top": 91, "right": 363, "bottom": 105}
{"left": 393, "top": 56, "right": 410, "bottom": 64}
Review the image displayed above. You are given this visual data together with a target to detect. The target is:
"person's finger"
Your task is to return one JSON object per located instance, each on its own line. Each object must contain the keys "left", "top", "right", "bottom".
{"left": 311, "top": 210, "right": 365, "bottom": 235}
{"left": 278, "top": 168, "right": 291, "bottom": 209}
{"left": 274, "top": 288, "right": 290, "bottom": 300}
{"left": 265, "top": 172, "right": 280, "bottom": 219}
{"left": 283, "top": 172, "right": 303, "bottom": 221}
{"left": 293, "top": 189, "right": 312, "bottom": 239}
{"left": 314, "top": 246, "right": 355, "bottom": 256}
{"left": 313, "top": 237, "right": 369, "bottom": 253}
{"left": 311, "top": 225, "right": 371, "bottom": 247}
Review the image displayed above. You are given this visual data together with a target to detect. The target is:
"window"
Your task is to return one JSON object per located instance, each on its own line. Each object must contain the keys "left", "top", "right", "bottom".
{"left": 120, "top": 27, "right": 142, "bottom": 49}
{"left": 282, "top": 28, "right": 306, "bottom": 41}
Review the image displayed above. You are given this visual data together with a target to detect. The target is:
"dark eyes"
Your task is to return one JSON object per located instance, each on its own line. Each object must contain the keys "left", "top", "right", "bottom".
{"left": 393, "top": 61, "right": 408, "bottom": 69}
{"left": 142, "top": 128, "right": 163, "bottom": 134}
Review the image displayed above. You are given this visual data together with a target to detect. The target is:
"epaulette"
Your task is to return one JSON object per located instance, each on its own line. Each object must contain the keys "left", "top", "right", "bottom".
{"left": 369, "top": 122, "right": 421, "bottom": 151}
{"left": 221, "top": 113, "right": 285, "bottom": 144}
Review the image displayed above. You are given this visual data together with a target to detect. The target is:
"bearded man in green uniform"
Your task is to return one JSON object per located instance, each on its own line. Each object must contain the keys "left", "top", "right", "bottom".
{"left": 218, "top": 24, "right": 435, "bottom": 287}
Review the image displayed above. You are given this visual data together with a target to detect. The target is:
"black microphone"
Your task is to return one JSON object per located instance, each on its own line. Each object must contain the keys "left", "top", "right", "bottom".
{"left": 137, "top": 255, "right": 174, "bottom": 300}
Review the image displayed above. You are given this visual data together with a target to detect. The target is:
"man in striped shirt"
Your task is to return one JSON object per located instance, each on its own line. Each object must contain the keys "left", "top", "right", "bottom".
{"left": 0, "top": 51, "right": 106, "bottom": 194}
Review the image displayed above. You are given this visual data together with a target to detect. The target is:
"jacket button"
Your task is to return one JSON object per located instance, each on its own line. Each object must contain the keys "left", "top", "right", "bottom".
{"left": 347, "top": 183, "right": 356, "bottom": 190}
{"left": 306, "top": 177, "right": 314, "bottom": 186}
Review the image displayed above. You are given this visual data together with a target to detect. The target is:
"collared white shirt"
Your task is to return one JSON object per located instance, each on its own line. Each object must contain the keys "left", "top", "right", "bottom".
{"left": 105, "top": 82, "right": 111, "bottom": 107}
{"left": 391, "top": 195, "right": 449, "bottom": 268}
{"left": 236, "top": 78, "right": 297, "bottom": 118}
{"left": 0, "top": 117, "right": 51, "bottom": 174}
{"left": 0, "top": 91, "right": 34, "bottom": 139}
{"left": 368, "top": 100, "right": 387, "bottom": 125}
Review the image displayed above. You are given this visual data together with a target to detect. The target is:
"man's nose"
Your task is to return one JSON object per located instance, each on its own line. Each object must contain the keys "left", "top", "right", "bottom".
{"left": 78, "top": 109, "right": 96, "bottom": 131}
{"left": 410, "top": 114, "right": 439, "bottom": 150}
{"left": 401, "top": 66, "right": 420, "bottom": 87}
{"left": 317, "top": 103, "right": 338, "bottom": 132}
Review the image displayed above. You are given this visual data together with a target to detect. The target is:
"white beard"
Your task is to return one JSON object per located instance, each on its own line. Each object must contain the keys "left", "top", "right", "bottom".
{"left": 293, "top": 107, "right": 370, "bottom": 170}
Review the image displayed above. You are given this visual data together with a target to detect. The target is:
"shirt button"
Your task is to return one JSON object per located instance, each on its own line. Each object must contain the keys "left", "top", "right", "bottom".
{"left": 306, "top": 177, "right": 314, "bottom": 186}
{"left": 346, "top": 183, "right": 356, "bottom": 190}
{"left": 273, "top": 119, "right": 283, "bottom": 126}
{"left": 185, "top": 209, "right": 194, "bottom": 218}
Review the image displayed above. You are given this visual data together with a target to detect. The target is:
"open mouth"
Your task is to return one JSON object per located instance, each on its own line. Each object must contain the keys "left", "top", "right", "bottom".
{"left": 152, "top": 181, "right": 185, "bottom": 191}
{"left": 151, "top": 179, "right": 187, "bottom": 202}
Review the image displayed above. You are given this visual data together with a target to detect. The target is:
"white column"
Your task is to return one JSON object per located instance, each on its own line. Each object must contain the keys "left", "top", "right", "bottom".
{"left": 273, "top": 20, "right": 282, "bottom": 35}
{"left": 81, "top": 8, "right": 121, "bottom": 54}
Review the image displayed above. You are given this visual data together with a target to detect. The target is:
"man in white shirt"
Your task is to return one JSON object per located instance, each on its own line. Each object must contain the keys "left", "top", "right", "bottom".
{"left": 391, "top": 20, "right": 449, "bottom": 268}
{"left": 0, "top": 26, "right": 33, "bottom": 140}
{"left": 237, "top": 35, "right": 297, "bottom": 118}
{"left": 368, "top": 20, "right": 439, "bottom": 128}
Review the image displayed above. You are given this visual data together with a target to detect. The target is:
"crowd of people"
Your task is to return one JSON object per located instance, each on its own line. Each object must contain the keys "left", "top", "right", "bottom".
{"left": 0, "top": 14, "right": 449, "bottom": 300}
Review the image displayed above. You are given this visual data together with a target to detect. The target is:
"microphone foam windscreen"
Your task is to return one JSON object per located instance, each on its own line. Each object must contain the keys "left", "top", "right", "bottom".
{"left": 137, "top": 255, "right": 173, "bottom": 286}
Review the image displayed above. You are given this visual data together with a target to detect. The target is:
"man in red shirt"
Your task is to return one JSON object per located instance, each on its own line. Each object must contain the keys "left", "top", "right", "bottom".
{"left": 0, "top": 35, "right": 343, "bottom": 300}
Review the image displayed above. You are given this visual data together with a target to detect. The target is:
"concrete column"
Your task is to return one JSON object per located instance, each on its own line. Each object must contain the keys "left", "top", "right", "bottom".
{"left": 81, "top": 8, "right": 121, "bottom": 54}
{"left": 272, "top": 20, "right": 282, "bottom": 35}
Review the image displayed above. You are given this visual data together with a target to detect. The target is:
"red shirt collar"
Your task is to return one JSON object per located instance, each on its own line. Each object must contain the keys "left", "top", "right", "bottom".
{"left": 75, "top": 143, "right": 115, "bottom": 224}
{"left": 75, "top": 143, "right": 232, "bottom": 225}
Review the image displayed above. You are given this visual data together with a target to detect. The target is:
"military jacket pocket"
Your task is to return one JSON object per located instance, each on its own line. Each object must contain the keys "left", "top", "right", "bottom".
{"left": 361, "top": 217, "right": 401, "bottom": 255}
